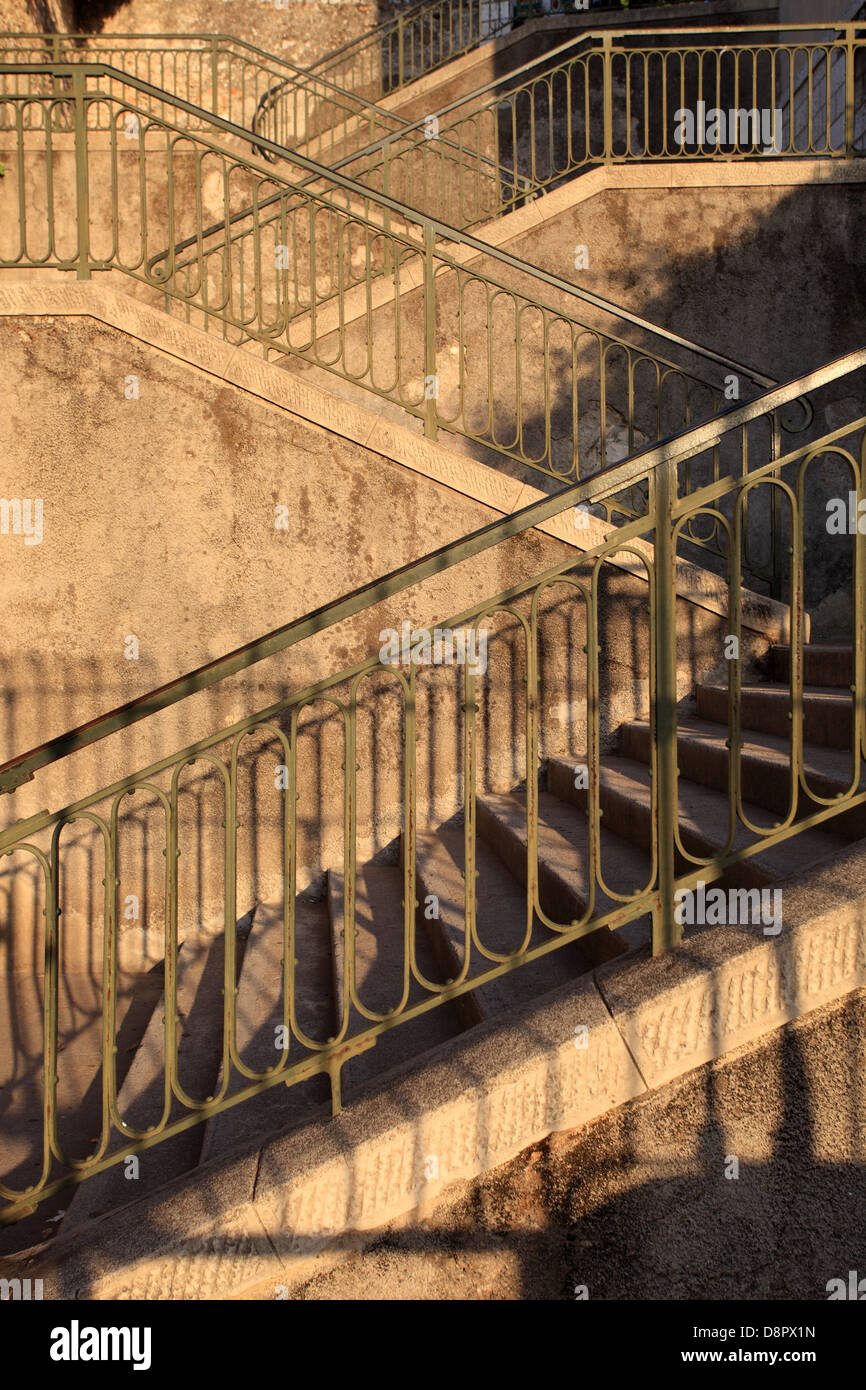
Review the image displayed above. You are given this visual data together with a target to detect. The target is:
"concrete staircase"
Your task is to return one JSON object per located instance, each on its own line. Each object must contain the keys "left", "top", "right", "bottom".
{"left": 0, "top": 8, "right": 861, "bottom": 1277}
{"left": 1, "top": 637, "right": 851, "bottom": 1255}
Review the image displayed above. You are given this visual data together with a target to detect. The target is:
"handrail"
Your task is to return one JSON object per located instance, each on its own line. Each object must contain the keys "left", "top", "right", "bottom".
{"left": 2, "top": 344, "right": 861, "bottom": 804}
{"left": 0, "top": 59, "right": 768, "bottom": 389}
{"left": 3, "top": 60, "right": 779, "bottom": 571}
{"left": 307, "top": 0, "right": 730, "bottom": 90}
{"left": 250, "top": 24, "right": 601, "bottom": 168}
{"left": 310, "top": 0, "right": 516, "bottom": 82}
{"left": 0, "top": 30, "right": 514, "bottom": 198}
{"left": 11, "top": 27, "right": 856, "bottom": 359}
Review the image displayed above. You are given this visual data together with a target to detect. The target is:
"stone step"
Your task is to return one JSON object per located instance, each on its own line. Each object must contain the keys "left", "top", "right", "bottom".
{"left": 476, "top": 789, "right": 651, "bottom": 956}
{"left": 771, "top": 644, "right": 854, "bottom": 687}
{"left": 547, "top": 754, "right": 849, "bottom": 888}
{"left": 58, "top": 928, "right": 232, "bottom": 1236}
{"left": 328, "top": 865, "right": 464, "bottom": 1096}
{"left": 415, "top": 824, "right": 588, "bottom": 1022}
{"left": 695, "top": 681, "right": 857, "bottom": 749}
{"left": 620, "top": 715, "right": 866, "bottom": 840}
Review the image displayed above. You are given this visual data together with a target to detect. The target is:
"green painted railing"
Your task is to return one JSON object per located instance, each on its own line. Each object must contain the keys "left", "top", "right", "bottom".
{"left": 0, "top": 31, "right": 409, "bottom": 157}
{"left": 297, "top": 23, "right": 866, "bottom": 230}
{"left": 1, "top": 346, "right": 862, "bottom": 1223}
{"left": 0, "top": 20, "right": 861, "bottom": 1227}
{"left": 0, "top": 62, "right": 771, "bottom": 505}
{"left": 308, "top": 0, "right": 711, "bottom": 112}
{"left": 308, "top": 0, "right": 517, "bottom": 106}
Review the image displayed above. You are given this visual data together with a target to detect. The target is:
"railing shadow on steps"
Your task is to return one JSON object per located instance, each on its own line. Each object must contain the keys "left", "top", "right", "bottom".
{"left": 0, "top": 345, "right": 864, "bottom": 1226}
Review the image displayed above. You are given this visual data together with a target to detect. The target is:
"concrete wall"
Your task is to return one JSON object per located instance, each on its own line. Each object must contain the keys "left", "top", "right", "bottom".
{"left": 779, "top": 0, "right": 861, "bottom": 22}
{"left": 55, "top": 1, "right": 399, "bottom": 67}
{"left": 480, "top": 172, "right": 864, "bottom": 385}
{"left": 0, "top": 0, "right": 74, "bottom": 32}
{"left": 488, "top": 172, "right": 866, "bottom": 606}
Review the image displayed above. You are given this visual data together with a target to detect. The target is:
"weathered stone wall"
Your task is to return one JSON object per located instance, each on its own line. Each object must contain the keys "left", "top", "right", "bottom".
{"left": 0, "top": 0, "right": 407, "bottom": 66}
{"left": 0, "top": 0, "right": 74, "bottom": 31}
{"left": 97, "top": 2, "right": 397, "bottom": 69}
{"left": 29, "top": 1, "right": 402, "bottom": 65}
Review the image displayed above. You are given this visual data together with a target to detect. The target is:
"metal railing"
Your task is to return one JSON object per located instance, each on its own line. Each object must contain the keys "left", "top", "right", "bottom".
{"left": 299, "top": 23, "right": 866, "bottom": 231}
{"left": 309, "top": 0, "right": 517, "bottom": 106}
{"left": 0, "top": 32, "right": 409, "bottom": 157}
{"left": 0, "top": 63, "right": 773, "bottom": 510}
{"left": 1, "top": 345, "right": 862, "bottom": 1223}
{"left": 308, "top": 0, "right": 710, "bottom": 112}
{"left": 9, "top": 27, "right": 861, "bottom": 233}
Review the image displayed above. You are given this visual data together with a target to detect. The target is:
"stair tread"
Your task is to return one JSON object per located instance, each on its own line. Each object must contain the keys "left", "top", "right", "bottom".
{"left": 772, "top": 644, "right": 853, "bottom": 653}
{"left": 622, "top": 715, "right": 866, "bottom": 791}
{"left": 548, "top": 753, "right": 849, "bottom": 880}
{"left": 479, "top": 788, "right": 654, "bottom": 927}
{"left": 58, "top": 932, "right": 228, "bottom": 1235}
{"left": 0, "top": 967, "right": 161, "bottom": 1256}
{"left": 698, "top": 681, "right": 853, "bottom": 700}
{"left": 199, "top": 899, "right": 334, "bottom": 1167}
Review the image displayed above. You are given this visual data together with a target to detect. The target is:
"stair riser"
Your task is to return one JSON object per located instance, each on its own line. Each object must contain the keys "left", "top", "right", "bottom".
{"left": 696, "top": 685, "right": 857, "bottom": 750}
{"left": 772, "top": 647, "right": 854, "bottom": 686}
{"left": 620, "top": 724, "right": 866, "bottom": 840}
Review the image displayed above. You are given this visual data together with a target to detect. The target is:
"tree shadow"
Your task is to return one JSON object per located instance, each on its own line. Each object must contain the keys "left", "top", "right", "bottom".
{"left": 71, "top": 0, "right": 131, "bottom": 33}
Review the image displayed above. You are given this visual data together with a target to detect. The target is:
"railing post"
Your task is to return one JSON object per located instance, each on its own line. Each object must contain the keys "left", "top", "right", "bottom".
{"left": 856, "top": 457, "right": 866, "bottom": 761}
{"left": 652, "top": 455, "right": 680, "bottom": 955}
{"left": 397, "top": 13, "right": 405, "bottom": 90}
{"left": 770, "top": 410, "right": 783, "bottom": 600}
{"left": 381, "top": 148, "right": 393, "bottom": 278}
{"left": 423, "top": 222, "right": 438, "bottom": 440}
{"left": 844, "top": 22, "right": 855, "bottom": 156}
{"left": 71, "top": 66, "right": 91, "bottom": 280}
{"left": 602, "top": 32, "right": 613, "bottom": 162}
{"left": 211, "top": 37, "right": 220, "bottom": 117}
